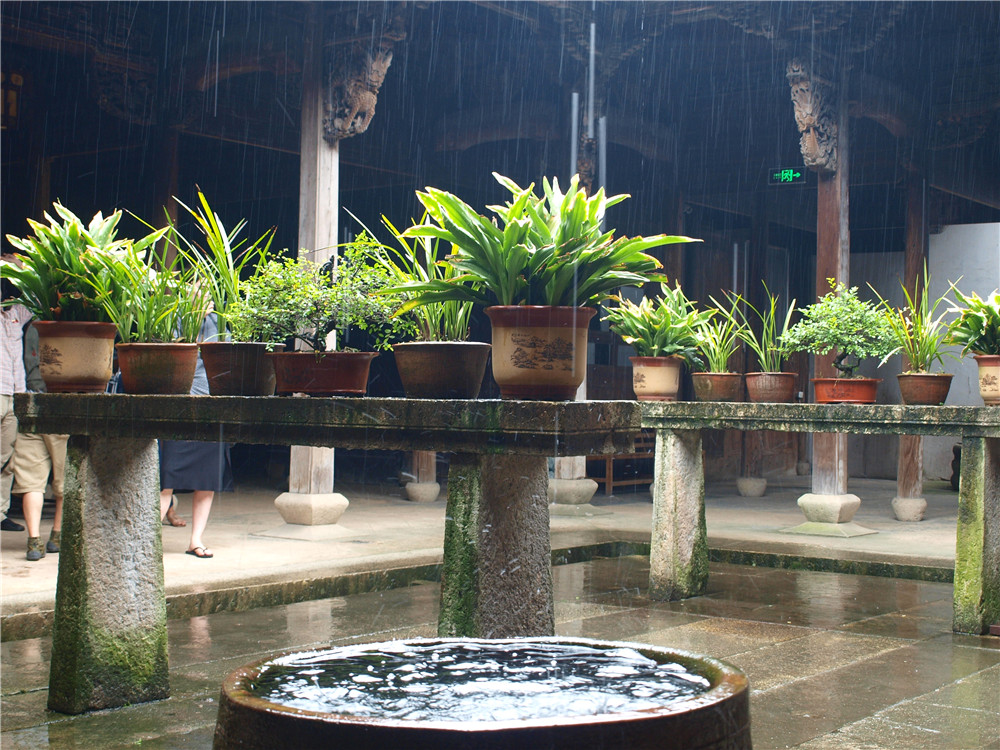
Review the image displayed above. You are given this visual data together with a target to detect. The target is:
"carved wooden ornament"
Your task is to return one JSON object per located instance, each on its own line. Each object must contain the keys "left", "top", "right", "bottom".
{"left": 786, "top": 59, "right": 838, "bottom": 173}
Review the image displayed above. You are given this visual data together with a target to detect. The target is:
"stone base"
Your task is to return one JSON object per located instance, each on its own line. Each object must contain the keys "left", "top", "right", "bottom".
{"left": 274, "top": 492, "right": 349, "bottom": 526}
{"left": 779, "top": 521, "right": 878, "bottom": 537}
{"left": 252, "top": 523, "right": 357, "bottom": 541}
{"left": 405, "top": 481, "right": 441, "bottom": 503}
{"left": 547, "top": 477, "right": 598, "bottom": 506}
{"left": 797, "top": 493, "right": 862, "bottom": 524}
{"left": 796, "top": 461, "right": 811, "bottom": 476}
{"left": 891, "top": 496, "right": 927, "bottom": 522}
{"left": 549, "top": 503, "right": 613, "bottom": 517}
{"left": 736, "top": 477, "right": 767, "bottom": 497}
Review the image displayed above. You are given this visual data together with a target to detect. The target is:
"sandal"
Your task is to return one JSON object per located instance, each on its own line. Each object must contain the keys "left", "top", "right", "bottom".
{"left": 185, "top": 546, "right": 213, "bottom": 558}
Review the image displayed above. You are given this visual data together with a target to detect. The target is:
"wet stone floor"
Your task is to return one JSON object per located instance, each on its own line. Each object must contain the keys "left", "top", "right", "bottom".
{"left": 2, "top": 558, "right": 999, "bottom": 749}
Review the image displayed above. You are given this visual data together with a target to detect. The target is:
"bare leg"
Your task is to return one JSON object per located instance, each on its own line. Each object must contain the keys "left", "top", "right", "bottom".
{"left": 22, "top": 490, "right": 44, "bottom": 538}
{"left": 160, "top": 489, "right": 173, "bottom": 521}
{"left": 52, "top": 494, "right": 62, "bottom": 533}
{"left": 188, "top": 490, "right": 214, "bottom": 554}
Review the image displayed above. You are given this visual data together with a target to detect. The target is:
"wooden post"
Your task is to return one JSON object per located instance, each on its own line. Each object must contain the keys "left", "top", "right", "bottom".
{"left": 895, "top": 175, "right": 927, "bottom": 519}
{"left": 290, "top": 4, "right": 338, "bottom": 499}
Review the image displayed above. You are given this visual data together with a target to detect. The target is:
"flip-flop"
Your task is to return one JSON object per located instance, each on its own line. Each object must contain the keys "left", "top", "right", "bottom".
{"left": 185, "top": 546, "right": 213, "bottom": 558}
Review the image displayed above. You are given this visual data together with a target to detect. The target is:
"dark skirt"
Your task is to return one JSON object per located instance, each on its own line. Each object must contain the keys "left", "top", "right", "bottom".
{"left": 159, "top": 440, "right": 233, "bottom": 493}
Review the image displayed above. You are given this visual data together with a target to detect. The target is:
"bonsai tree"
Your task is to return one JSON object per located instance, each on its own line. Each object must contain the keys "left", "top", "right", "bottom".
{"left": 780, "top": 279, "right": 895, "bottom": 378}
{"left": 871, "top": 265, "right": 955, "bottom": 372}
{"left": 945, "top": 286, "right": 1000, "bottom": 357}
{"left": 393, "top": 172, "right": 699, "bottom": 309}
{"left": 734, "top": 284, "right": 797, "bottom": 374}
{"left": 2, "top": 202, "right": 163, "bottom": 322}
{"left": 603, "top": 283, "right": 713, "bottom": 368}
{"left": 227, "top": 234, "right": 414, "bottom": 352}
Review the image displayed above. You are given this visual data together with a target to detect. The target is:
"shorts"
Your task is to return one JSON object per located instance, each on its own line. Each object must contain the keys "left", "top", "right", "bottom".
{"left": 12, "top": 433, "right": 69, "bottom": 496}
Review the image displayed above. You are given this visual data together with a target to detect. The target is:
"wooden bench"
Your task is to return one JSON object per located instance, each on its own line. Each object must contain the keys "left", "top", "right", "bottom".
{"left": 586, "top": 428, "right": 656, "bottom": 496}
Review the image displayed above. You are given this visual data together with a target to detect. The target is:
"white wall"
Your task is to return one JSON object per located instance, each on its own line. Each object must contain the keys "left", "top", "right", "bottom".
{"left": 925, "top": 222, "right": 1000, "bottom": 478}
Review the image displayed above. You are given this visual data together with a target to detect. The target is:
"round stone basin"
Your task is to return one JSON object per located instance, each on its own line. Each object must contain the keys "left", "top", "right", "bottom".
{"left": 213, "top": 638, "right": 751, "bottom": 749}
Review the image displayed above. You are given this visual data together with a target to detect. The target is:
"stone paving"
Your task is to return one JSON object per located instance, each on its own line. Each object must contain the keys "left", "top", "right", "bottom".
{"left": 2, "top": 473, "right": 998, "bottom": 748}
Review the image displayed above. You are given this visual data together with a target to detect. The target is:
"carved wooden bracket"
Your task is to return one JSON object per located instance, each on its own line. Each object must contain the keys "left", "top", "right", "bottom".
{"left": 786, "top": 59, "right": 837, "bottom": 174}
{"left": 323, "top": 43, "right": 394, "bottom": 144}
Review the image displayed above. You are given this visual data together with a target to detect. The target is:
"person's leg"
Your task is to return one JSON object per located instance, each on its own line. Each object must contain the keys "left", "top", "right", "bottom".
{"left": 187, "top": 490, "right": 214, "bottom": 556}
{"left": 0, "top": 394, "right": 19, "bottom": 527}
{"left": 22, "top": 490, "right": 44, "bottom": 537}
{"left": 160, "top": 488, "right": 174, "bottom": 521}
{"left": 164, "top": 496, "right": 186, "bottom": 526}
{"left": 45, "top": 436, "right": 67, "bottom": 552}
{"left": 12, "top": 432, "right": 50, "bottom": 558}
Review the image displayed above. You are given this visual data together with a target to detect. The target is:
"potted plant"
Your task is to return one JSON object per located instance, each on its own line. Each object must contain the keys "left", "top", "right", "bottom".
{"left": 603, "top": 283, "right": 712, "bottom": 401}
{"left": 2, "top": 203, "right": 161, "bottom": 392}
{"left": 946, "top": 286, "right": 1000, "bottom": 406}
{"left": 781, "top": 279, "right": 896, "bottom": 404}
{"left": 85, "top": 237, "right": 210, "bottom": 394}
{"left": 871, "top": 265, "right": 955, "bottom": 405}
{"left": 365, "top": 213, "right": 490, "bottom": 399}
{"left": 691, "top": 295, "right": 744, "bottom": 402}
{"left": 735, "top": 284, "right": 798, "bottom": 402}
{"left": 167, "top": 189, "right": 277, "bottom": 395}
{"left": 226, "top": 235, "right": 414, "bottom": 396}
{"left": 397, "top": 172, "right": 699, "bottom": 399}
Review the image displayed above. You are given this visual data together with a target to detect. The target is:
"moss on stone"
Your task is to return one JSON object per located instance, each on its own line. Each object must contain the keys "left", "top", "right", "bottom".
{"left": 437, "top": 454, "right": 482, "bottom": 637}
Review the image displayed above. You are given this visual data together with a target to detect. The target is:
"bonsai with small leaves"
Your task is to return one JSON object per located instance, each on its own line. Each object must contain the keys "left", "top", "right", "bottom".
{"left": 227, "top": 235, "right": 415, "bottom": 353}
{"left": 603, "top": 283, "right": 713, "bottom": 368}
{"left": 393, "top": 172, "right": 698, "bottom": 309}
{"left": 781, "top": 280, "right": 895, "bottom": 378}
{"left": 946, "top": 287, "right": 1000, "bottom": 357}
{"left": 871, "top": 265, "right": 955, "bottom": 373}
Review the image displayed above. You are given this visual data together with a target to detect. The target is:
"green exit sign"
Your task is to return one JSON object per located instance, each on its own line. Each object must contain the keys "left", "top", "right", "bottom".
{"left": 768, "top": 167, "right": 808, "bottom": 185}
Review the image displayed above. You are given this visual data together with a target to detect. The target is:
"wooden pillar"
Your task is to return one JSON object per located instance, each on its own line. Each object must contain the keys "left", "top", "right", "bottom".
{"left": 896, "top": 175, "right": 927, "bottom": 510}
{"left": 743, "top": 193, "right": 769, "bottom": 481}
{"left": 811, "top": 90, "right": 850, "bottom": 498}
{"left": 291, "top": 4, "right": 338, "bottom": 497}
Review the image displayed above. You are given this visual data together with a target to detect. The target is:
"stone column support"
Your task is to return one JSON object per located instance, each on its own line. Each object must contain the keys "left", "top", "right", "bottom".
{"left": 953, "top": 436, "right": 1000, "bottom": 634}
{"left": 48, "top": 436, "right": 168, "bottom": 714}
{"left": 438, "top": 453, "right": 554, "bottom": 638}
{"left": 649, "top": 429, "right": 709, "bottom": 600}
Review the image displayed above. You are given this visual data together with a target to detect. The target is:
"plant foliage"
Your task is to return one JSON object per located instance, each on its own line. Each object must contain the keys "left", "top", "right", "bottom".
{"left": 2, "top": 202, "right": 161, "bottom": 322}
{"left": 395, "top": 172, "right": 698, "bottom": 308}
{"left": 695, "top": 295, "right": 745, "bottom": 373}
{"left": 870, "top": 265, "right": 954, "bottom": 373}
{"left": 603, "top": 283, "right": 712, "bottom": 365}
{"left": 780, "top": 279, "right": 895, "bottom": 378}
{"left": 733, "top": 283, "right": 796, "bottom": 374}
{"left": 227, "top": 235, "right": 414, "bottom": 352}
{"left": 946, "top": 286, "right": 1000, "bottom": 356}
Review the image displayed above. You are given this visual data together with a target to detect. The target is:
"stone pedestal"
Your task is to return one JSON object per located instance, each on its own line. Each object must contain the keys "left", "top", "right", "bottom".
{"left": 891, "top": 495, "right": 927, "bottom": 522}
{"left": 48, "top": 437, "right": 168, "bottom": 714}
{"left": 781, "top": 493, "right": 876, "bottom": 537}
{"left": 547, "top": 477, "right": 610, "bottom": 517}
{"left": 274, "top": 492, "right": 349, "bottom": 525}
{"left": 649, "top": 429, "right": 708, "bottom": 600}
{"left": 439, "top": 453, "right": 553, "bottom": 638}
{"left": 405, "top": 481, "right": 440, "bottom": 503}
{"left": 736, "top": 477, "right": 767, "bottom": 497}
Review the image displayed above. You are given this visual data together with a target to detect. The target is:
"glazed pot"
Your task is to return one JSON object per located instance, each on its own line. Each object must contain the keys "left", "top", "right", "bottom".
{"left": 393, "top": 341, "right": 491, "bottom": 399}
{"left": 974, "top": 355, "right": 1000, "bottom": 405}
{"left": 200, "top": 342, "right": 277, "bottom": 396}
{"left": 116, "top": 342, "right": 199, "bottom": 395}
{"left": 691, "top": 372, "right": 743, "bottom": 402}
{"left": 485, "top": 306, "right": 595, "bottom": 400}
{"left": 896, "top": 372, "right": 953, "bottom": 405}
{"left": 268, "top": 351, "right": 377, "bottom": 396}
{"left": 812, "top": 377, "right": 880, "bottom": 404}
{"left": 32, "top": 321, "right": 117, "bottom": 393}
{"left": 744, "top": 372, "right": 796, "bottom": 403}
{"left": 629, "top": 356, "right": 684, "bottom": 401}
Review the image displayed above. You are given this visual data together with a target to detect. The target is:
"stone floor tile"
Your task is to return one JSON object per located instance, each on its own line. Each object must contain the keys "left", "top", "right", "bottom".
{"left": 913, "top": 664, "right": 1000, "bottom": 714}
{"left": 838, "top": 611, "right": 954, "bottom": 640}
{"left": 0, "top": 637, "right": 51, "bottom": 695}
{"left": 555, "top": 607, "right": 704, "bottom": 641}
{"left": 640, "top": 617, "right": 811, "bottom": 659}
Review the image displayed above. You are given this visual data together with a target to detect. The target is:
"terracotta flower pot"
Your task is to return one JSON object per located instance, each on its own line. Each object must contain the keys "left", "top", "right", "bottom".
{"left": 811, "top": 377, "right": 880, "bottom": 404}
{"left": 691, "top": 372, "right": 743, "bottom": 402}
{"left": 744, "top": 372, "right": 796, "bottom": 403}
{"left": 268, "top": 351, "right": 377, "bottom": 396}
{"left": 393, "top": 341, "right": 491, "bottom": 399}
{"left": 974, "top": 355, "right": 1000, "bottom": 405}
{"left": 116, "top": 342, "right": 199, "bottom": 395}
{"left": 630, "top": 356, "right": 684, "bottom": 401}
{"left": 200, "top": 342, "right": 277, "bottom": 396}
{"left": 32, "top": 321, "right": 117, "bottom": 393}
{"left": 485, "top": 306, "right": 595, "bottom": 400}
{"left": 896, "top": 373, "right": 953, "bottom": 405}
